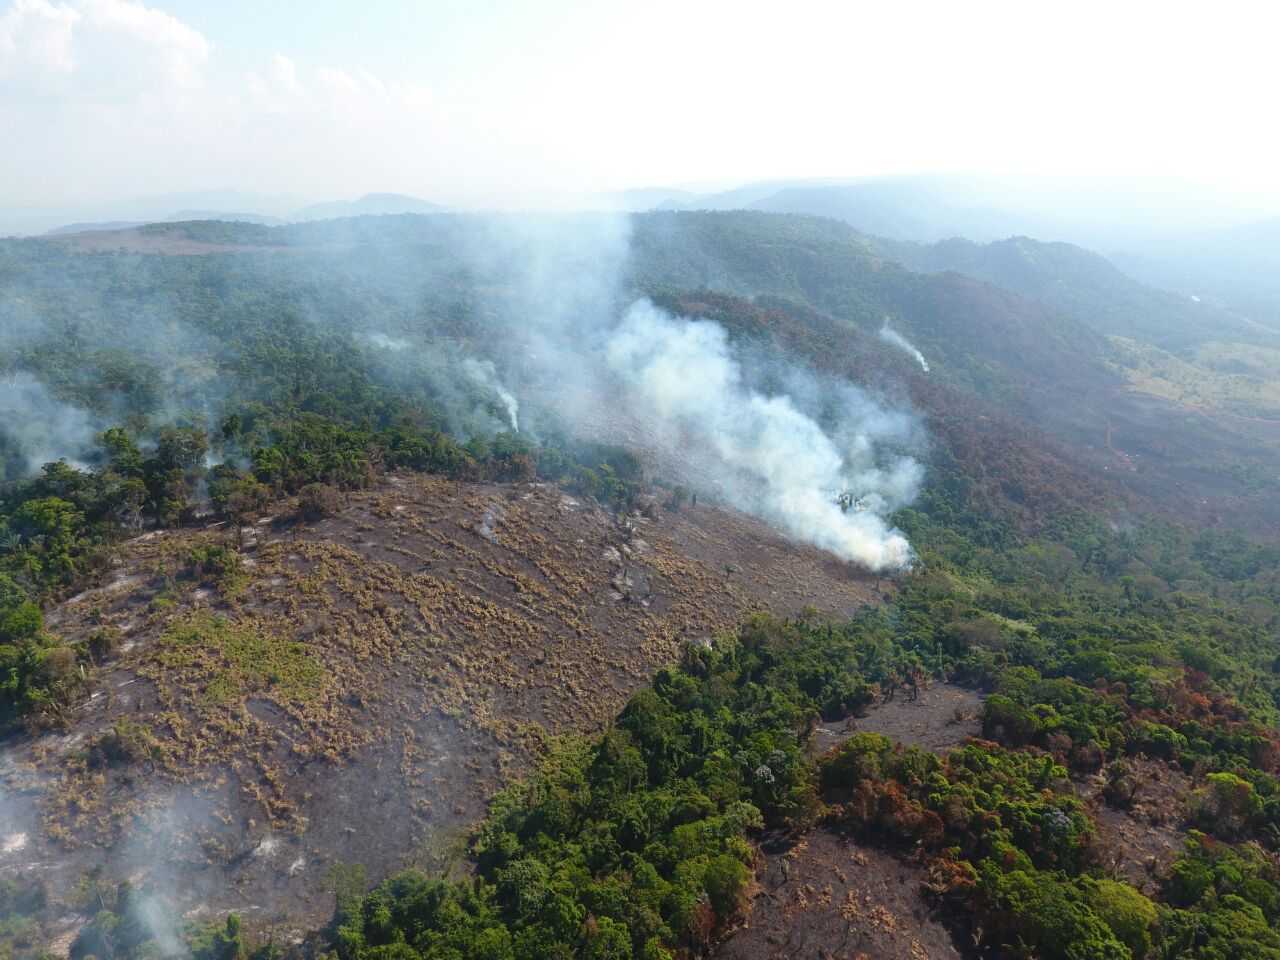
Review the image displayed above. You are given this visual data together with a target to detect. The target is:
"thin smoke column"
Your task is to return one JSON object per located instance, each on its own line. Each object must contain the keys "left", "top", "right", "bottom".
{"left": 358, "top": 330, "right": 519, "bottom": 436}
{"left": 880, "top": 322, "right": 930, "bottom": 372}
{"left": 463, "top": 358, "right": 519, "bottom": 432}
{"left": 607, "top": 300, "right": 920, "bottom": 572}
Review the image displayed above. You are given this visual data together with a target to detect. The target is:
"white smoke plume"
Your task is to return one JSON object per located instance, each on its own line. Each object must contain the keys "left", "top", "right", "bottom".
{"left": 354, "top": 328, "right": 519, "bottom": 437}
{"left": 0, "top": 372, "right": 101, "bottom": 477}
{"left": 607, "top": 300, "right": 920, "bottom": 571}
{"left": 132, "top": 892, "right": 185, "bottom": 957}
{"left": 360, "top": 331, "right": 411, "bottom": 351}
{"left": 462, "top": 357, "right": 519, "bottom": 432}
{"left": 880, "top": 322, "right": 930, "bottom": 372}
{"left": 0, "top": 210, "right": 927, "bottom": 574}
{"left": 445, "top": 215, "right": 926, "bottom": 572}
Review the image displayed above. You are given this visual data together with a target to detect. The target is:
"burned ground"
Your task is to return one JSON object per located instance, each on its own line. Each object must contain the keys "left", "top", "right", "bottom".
{"left": 814, "top": 682, "right": 983, "bottom": 755}
{"left": 0, "top": 473, "right": 878, "bottom": 946}
{"left": 716, "top": 683, "right": 982, "bottom": 960}
{"left": 1076, "top": 757, "right": 1194, "bottom": 896}
{"left": 718, "top": 684, "right": 1201, "bottom": 960}
{"left": 712, "top": 831, "right": 967, "bottom": 960}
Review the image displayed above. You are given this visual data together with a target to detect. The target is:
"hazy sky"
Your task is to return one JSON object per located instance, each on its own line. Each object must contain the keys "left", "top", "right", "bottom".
{"left": 1, "top": 0, "right": 1278, "bottom": 209}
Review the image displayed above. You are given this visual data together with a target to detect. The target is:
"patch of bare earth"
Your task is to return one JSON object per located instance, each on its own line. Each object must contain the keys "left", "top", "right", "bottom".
{"left": 1076, "top": 758, "right": 1192, "bottom": 895}
{"left": 714, "top": 831, "right": 966, "bottom": 960}
{"left": 0, "top": 473, "right": 879, "bottom": 947}
{"left": 815, "top": 682, "right": 983, "bottom": 755}
{"left": 715, "top": 683, "right": 982, "bottom": 960}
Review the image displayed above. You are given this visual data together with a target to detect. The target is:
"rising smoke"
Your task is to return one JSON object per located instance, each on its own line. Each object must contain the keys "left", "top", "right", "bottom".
{"left": 879, "top": 321, "right": 930, "bottom": 372}
{"left": 457, "top": 214, "right": 925, "bottom": 571}
{"left": 0, "top": 372, "right": 100, "bottom": 478}
{"left": 462, "top": 357, "right": 519, "bottom": 432}
{"left": 357, "top": 329, "right": 522, "bottom": 437}
{"left": 606, "top": 301, "right": 919, "bottom": 571}
{"left": 0, "top": 212, "right": 926, "bottom": 571}
{"left": 0, "top": 258, "right": 243, "bottom": 483}
{"left": 131, "top": 892, "right": 185, "bottom": 957}
{"left": 358, "top": 331, "right": 411, "bottom": 351}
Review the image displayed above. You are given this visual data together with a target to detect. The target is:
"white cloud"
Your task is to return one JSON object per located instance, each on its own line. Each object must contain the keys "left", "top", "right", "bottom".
{"left": 0, "top": 0, "right": 571, "bottom": 207}
{"left": 2, "top": 0, "right": 1279, "bottom": 211}
{"left": 77, "top": 0, "right": 210, "bottom": 87}
{"left": 226, "top": 53, "right": 558, "bottom": 204}
{"left": 0, "top": 0, "right": 207, "bottom": 93}
{"left": 243, "top": 53, "right": 297, "bottom": 101}
{"left": 0, "top": 0, "right": 81, "bottom": 76}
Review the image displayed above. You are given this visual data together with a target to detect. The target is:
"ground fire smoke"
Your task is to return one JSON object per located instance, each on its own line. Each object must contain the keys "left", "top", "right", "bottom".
{"left": 880, "top": 322, "right": 930, "bottom": 372}
{"left": 463, "top": 358, "right": 520, "bottom": 432}
{"left": 606, "top": 300, "right": 920, "bottom": 571}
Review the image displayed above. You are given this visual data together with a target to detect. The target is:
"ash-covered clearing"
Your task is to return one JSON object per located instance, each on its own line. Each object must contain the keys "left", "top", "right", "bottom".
{"left": 814, "top": 682, "right": 983, "bottom": 755}
{"left": 1, "top": 472, "right": 880, "bottom": 949}
{"left": 713, "top": 831, "right": 967, "bottom": 960}
{"left": 1076, "top": 757, "right": 1193, "bottom": 896}
{"left": 714, "top": 682, "right": 984, "bottom": 960}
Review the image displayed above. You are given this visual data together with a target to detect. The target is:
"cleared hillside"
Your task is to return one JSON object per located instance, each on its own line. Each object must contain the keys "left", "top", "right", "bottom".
{"left": 1, "top": 473, "right": 878, "bottom": 943}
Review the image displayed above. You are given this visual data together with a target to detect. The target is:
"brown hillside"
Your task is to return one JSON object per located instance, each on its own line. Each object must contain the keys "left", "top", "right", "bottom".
{"left": 1, "top": 473, "right": 879, "bottom": 944}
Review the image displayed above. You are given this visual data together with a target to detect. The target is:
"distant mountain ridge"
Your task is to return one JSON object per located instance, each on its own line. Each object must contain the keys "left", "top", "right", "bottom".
{"left": 44, "top": 220, "right": 147, "bottom": 236}
{"left": 44, "top": 210, "right": 284, "bottom": 236}
{"left": 42, "top": 192, "right": 450, "bottom": 236}
{"left": 636, "top": 173, "right": 1270, "bottom": 244}
{"left": 166, "top": 209, "right": 285, "bottom": 226}
{"left": 625, "top": 173, "right": 1280, "bottom": 336}
{"left": 290, "top": 192, "right": 451, "bottom": 221}
{"left": 868, "top": 233, "right": 1279, "bottom": 352}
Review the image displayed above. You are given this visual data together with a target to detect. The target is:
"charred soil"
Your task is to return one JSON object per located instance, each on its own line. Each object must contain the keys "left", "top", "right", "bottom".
{"left": 716, "top": 684, "right": 982, "bottom": 960}
{"left": 1, "top": 473, "right": 879, "bottom": 946}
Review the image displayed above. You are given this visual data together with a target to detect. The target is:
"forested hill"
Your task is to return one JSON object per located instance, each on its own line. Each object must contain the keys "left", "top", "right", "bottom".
{"left": 866, "top": 233, "right": 1275, "bottom": 352}
{"left": 2, "top": 209, "right": 1275, "bottom": 584}
{"left": 629, "top": 211, "right": 1280, "bottom": 533}
{"left": 12, "top": 209, "right": 1276, "bottom": 532}
{"left": 1, "top": 210, "right": 1279, "bottom": 960}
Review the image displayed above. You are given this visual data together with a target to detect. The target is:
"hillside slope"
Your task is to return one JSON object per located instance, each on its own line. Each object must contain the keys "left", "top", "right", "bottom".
{"left": 17, "top": 208, "right": 1276, "bottom": 532}
{"left": 1, "top": 208, "right": 1279, "bottom": 960}
{"left": 1, "top": 474, "right": 877, "bottom": 942}
{"left": 632, "top": 213, "right": 1280, "bottom": 534}
{"left": 869, "top": 234, "right": 1271, "bottom": 352}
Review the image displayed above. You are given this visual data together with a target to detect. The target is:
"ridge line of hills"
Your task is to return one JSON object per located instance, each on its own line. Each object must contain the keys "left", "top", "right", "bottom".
{"left": 1, "top": 204, "right": 1279, "bottom": 960}
{"left": 41, "top": 193, "right": 454, "bottom": 236}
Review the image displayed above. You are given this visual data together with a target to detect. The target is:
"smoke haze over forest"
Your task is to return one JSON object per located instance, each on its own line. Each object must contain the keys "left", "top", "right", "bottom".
{"left": 4, "top": 4, "right": 1280, "bottom": 960}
